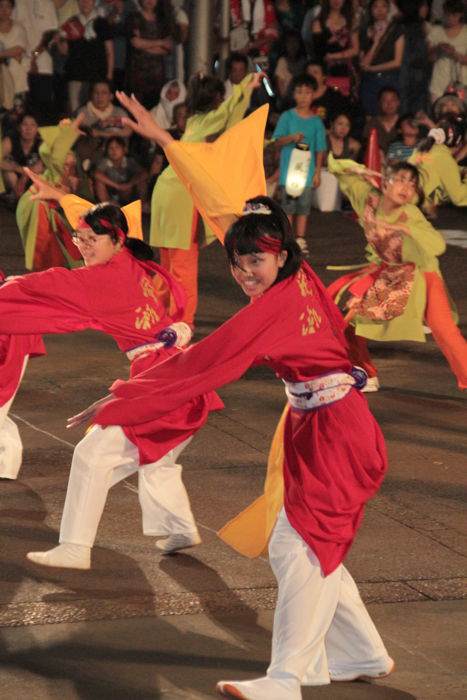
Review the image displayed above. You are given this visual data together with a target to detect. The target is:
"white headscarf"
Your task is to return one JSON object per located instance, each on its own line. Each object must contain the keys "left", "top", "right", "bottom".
{"left": 150, "top": 79, "right": 187, "bottom": 129}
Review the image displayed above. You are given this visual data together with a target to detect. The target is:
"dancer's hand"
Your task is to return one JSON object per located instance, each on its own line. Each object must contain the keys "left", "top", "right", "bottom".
{"left": 116, "top": 91, "right": 174, "bottom": 147}
{"left": 249, "top": 71, "right": 265, "bottom": 90}
{"left": 66, "top": 394, "right": 113, "bottom": 429}
{"left": 25, "top": 169, "right": 64, "bottom": 201}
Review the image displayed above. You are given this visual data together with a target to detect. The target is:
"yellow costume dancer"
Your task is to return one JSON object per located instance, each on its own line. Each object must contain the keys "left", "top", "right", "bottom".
{"left": 150, "top": 73, "right": 260, "bottom": 326}
{"left": 408, "top": 117, "right": 467, "bottom": 208}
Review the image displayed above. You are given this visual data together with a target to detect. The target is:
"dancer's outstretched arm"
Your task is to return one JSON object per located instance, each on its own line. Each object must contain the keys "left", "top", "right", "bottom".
{"left": 116, "top": 92, "right": 174, "bottom": 148}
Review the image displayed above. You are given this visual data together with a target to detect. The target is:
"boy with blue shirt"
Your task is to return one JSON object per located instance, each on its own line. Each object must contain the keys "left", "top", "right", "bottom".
{"left": 273, "top": 75, "right": 326, "bottom": 254}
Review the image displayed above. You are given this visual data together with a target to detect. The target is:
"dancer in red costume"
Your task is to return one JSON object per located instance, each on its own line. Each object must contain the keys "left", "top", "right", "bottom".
{"left": 68, "top": 98, "right": 394, "bottom": 699}
{"left": 0, "top": 174, "right": 222, "bottom": 564}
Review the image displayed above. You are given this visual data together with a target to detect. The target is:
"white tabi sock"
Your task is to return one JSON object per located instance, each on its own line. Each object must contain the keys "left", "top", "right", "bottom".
{"left": 27, "top": 543, "right": 91, "bottom": 570}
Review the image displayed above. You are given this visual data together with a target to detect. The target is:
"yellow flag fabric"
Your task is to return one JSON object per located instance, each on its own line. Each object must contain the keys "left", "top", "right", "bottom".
{"left": 164, "top": 105, "right": 269, "bottom": 243}
{"left": 218, "top": 403, "right": 288, "bottom": 557}
{"left": 59, "top": 195, "right": 143, "bottom": 240}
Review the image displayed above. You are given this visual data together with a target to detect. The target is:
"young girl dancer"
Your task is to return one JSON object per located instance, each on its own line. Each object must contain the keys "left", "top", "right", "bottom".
{"left": 68, "top": 99, "right": 393, "bottom": 699}
{"left": 327, "top": 154, "right": 467, "bottom": 391}
{"left": 0, "top": 176, "right": 223, "bottom": 562}
{"left": 16, "top": 116, "right": 85, "bottom": 272}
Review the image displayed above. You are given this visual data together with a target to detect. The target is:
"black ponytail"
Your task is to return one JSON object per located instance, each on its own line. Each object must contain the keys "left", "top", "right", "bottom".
{"left": 82, "top": 202, "right": 154, "bottom": 261}
{"left": 124, "top": 237, "right": 154, "bottom": 260}
{"left": 417, "top": 115, "right": 466, "bottom": 153}
{"left": 186, "top": 74, "right": 225, "bottom": 115}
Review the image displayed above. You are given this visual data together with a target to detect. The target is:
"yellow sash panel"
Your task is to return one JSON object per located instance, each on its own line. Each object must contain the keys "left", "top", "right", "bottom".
{"left": 164, "top": 105, "right": 269, "bottom": 243}
{"left": 218, "top": 403, "right": 288, "bottom": 557}
{"left": 60, "top": 194, "right": 143, "bottom": 240}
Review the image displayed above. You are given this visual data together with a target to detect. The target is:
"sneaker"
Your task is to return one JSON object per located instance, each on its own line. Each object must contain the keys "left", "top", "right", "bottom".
{"left": 330, "top": 658, "right": 395, "bottom": 682}
{"left": 361, "top": 376, "right": 380, "bottom": 393}
{"left": 296, "top": 237, "right": 309, "bottom": 255}
{"left": 155, "top": 531, "right": 201, "bottom": 554}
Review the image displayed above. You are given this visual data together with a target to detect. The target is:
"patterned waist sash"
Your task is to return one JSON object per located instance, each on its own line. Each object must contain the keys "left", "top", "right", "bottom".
{"left": 284, "top": 367, "right": 367, "bottom": 410}
{"left": 126, "top": 322, "right": 192, "bottom": 361}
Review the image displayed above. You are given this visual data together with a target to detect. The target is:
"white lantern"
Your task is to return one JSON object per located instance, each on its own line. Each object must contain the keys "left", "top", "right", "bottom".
{"left": 285, "top": 143, "right": 311, "bottom": 198}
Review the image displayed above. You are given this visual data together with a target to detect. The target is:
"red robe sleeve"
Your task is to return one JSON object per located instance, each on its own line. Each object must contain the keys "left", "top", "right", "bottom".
{"left": 96, "top": 271, "right": 336, "bottom": 427}
{"left": 0, "top": 267, "right": 93, "bottom": 335}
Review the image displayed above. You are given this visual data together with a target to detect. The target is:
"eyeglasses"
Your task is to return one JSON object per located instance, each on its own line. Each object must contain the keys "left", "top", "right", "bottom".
{"left": 387, "top": 176, "right": 417, "bottom": 189}
{"left": 72, "top": 233, "right": 102, "bottom": 247}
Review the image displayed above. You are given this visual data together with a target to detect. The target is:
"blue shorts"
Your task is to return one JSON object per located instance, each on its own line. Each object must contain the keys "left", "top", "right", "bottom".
{"left": 277, "top": 186, "right": 313, "bottom": 216}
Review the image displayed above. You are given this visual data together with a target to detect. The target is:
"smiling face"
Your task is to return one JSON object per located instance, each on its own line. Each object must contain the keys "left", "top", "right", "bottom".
{"left": 72, "top": 229, "right": 120, "bottom": 266}
{"left": 230, "top": 250, "right": 287, "bottom": 299}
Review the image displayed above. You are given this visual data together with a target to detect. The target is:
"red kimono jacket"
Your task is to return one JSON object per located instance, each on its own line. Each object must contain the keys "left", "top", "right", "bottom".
{"left": 96, "top": 262, "right": 387, "bottom": 575}
{"left": 0, "top": 248, "right": 223, "bottom": 462}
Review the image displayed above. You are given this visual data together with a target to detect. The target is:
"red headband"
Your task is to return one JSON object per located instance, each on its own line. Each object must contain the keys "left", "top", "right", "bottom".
{"left": 255, "top": 235, "right": 283, "bottom": 255}
{"left": 77, "top": 217, "right": 126, "bottom": 244}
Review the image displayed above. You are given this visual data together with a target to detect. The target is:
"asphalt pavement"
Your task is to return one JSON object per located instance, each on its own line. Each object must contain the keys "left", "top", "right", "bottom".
{"left": 0, "top": 202, "right": 465, "bottom": 700}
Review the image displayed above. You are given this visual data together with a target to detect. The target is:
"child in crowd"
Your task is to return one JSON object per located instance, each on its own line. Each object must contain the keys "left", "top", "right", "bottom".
{"left": 386, "top": 116, "right": 421, "bottom": 164}
{"left": 94, "top": 136, "right": 148, "bottom": 206}
{"left": 273, "top": 75, "right": 326, "bottom": 255}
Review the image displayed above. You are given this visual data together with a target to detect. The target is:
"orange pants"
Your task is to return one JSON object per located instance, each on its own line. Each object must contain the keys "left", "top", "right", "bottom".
{"left": 158, "top": 211, "right": 200, "bottom": 326}
{"left": 346, "top": 272, "right": 467, "bottom": 389}
{"left": 424, "top": 272, "right": 467, "bottom": 389}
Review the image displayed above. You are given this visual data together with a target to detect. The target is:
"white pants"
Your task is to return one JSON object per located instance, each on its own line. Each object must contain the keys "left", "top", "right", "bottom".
{"left": 0, "top": 356, "right": 28, "bottom": 479}
{"left": 60, "top": 425, "right": 197, "bottom": 547}
{"left": 267, "top": 508, "right": 391, "bottom": 685}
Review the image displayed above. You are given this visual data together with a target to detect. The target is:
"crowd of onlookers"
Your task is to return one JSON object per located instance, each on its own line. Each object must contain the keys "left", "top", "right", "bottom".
{"left": 0, "top": 0, "right": 465, "bottom": 211}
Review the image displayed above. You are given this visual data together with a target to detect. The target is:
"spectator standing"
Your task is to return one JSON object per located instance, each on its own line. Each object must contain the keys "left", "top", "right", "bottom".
{"left": 274, "top": 29, "right": 308, "bottom": 108}
{"left": 14, "top": 1, "right": 59, "bottom": 123}
{"left": 126, "top": 0, "right": 177, "bottom": 109}
{"left": 359, "top": 0, "right": 405, "bottom": 115}
{"left": 398, "top": 1, "right": 431, "bottom": 115}
{"left": 427, "top": 0, "right": 467, "bottom": 103}
{"left": 273, "top": 74, "right": 327, "bottom": 254}
{"left": 311, "top": 0, "right": 359, "bottom": 97}
{"left": 0, "top": 0, "right": 29, "bottom": 109}
{"left": 60, "top": 0, "right": 114, "bottom": 113}
{"left": 248, "top": 0, "right": 279, "bottom": 63}
{"left": 54, "top": 1, "right": 79, "bottom": 24}
{"left": 363, "top": 86, "right": 401, "bottom": 153}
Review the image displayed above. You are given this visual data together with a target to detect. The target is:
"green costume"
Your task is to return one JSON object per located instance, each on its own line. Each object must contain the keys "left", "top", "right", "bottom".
{"left": 408, "top": 144, "right": 467, "bottom": 207}
{"left": 149, "top": 74, "right": 253, "bottom": 250}
{"left": 16, "top": 123, "right": 81, "bottom": 271}
{"left": 328, "top": 154, "right": 447, "bottom": 343}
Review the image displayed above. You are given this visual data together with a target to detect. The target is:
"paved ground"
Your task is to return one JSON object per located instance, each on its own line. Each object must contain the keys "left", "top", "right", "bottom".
{"left": 0, "top": 202, "right": 466, "bottom": 700}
